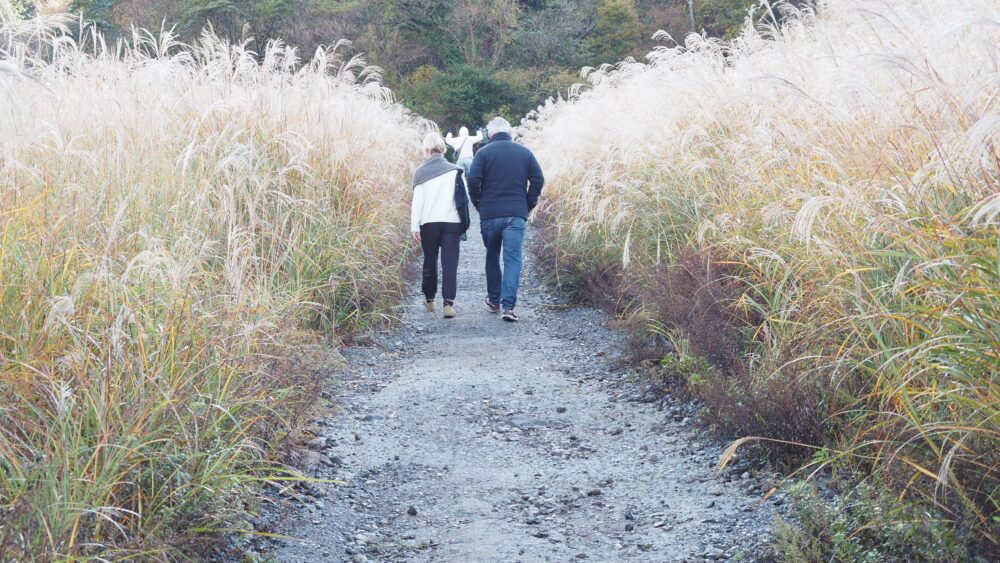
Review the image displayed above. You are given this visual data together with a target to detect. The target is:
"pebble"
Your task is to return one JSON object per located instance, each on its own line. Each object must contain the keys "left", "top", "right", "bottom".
{"left": 407, "top": 506, "right": 418, "bottom": 516}
{"left": 306, "top": 437, "right": 328, "bottom": 450}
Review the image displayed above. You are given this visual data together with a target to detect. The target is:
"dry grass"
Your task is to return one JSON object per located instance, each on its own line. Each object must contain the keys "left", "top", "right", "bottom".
{"left": 524, "top": 0, "right": 999, "bottom": 554}
{"left": 0, "top": 5, "right": 422, "bottom": 559}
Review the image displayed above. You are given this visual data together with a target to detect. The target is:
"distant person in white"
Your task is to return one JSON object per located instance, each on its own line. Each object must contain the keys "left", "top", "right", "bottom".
{"left": 411, "top": 133, "right": 471, "bottom": 319}
{"left": 446, "top": 126, "right": 482, "bottom": 176}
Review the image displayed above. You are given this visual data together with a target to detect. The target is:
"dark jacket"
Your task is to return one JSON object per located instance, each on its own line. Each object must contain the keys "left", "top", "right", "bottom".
{"left": 454, "top": 170, "right": 471, "bottom": 233}
{"left": 467, "top": 132, "right": 544, "bottom": 220}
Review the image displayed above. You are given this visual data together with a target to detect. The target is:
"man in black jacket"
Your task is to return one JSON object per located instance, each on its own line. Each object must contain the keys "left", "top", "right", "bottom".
{"left": 467, "top": 117, "right": 545, "bottom": 322}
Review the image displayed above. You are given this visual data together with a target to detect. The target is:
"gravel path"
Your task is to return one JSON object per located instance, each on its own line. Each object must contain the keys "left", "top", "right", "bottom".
{"left": 260, "top": 217, "right": 779, "bottom": 563}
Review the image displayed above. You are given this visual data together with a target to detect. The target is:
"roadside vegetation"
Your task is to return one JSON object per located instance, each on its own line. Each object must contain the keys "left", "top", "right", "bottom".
{"left": 522, "top": 0, "right": 999, "bottom": 558}
{"left": 0, "top": 4, "right": 422, "bottom": 558}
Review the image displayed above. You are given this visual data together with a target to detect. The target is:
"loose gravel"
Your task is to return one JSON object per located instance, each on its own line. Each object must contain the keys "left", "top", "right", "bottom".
{"left": 247, "top": 220, "right": 783, "bottom": 563}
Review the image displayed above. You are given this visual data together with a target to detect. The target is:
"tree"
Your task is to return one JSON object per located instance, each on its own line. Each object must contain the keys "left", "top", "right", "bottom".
{"left": 401, "top": 64, "right": 527, "bottom": 130}
{"left": 586, "top": 0, "right": 640, "bottom": 63}
{"left": 694, "top": 0, "right": 753, "bottom": 38}
{"left": 177, "top": 0, "right": 304, "bottom": 51}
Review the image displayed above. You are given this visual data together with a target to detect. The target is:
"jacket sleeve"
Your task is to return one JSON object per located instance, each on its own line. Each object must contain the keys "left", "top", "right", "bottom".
{"left": 526, "top": 152, "right": 545, "bottom": 210}
{"left": 467, "top": 153, "right": 484, "bottom": 209}
{"left": 410, "top": 184, "right": 424, "bottom": 232}
{"left": 454, "top": 171, "right": 471, "bottom": 233}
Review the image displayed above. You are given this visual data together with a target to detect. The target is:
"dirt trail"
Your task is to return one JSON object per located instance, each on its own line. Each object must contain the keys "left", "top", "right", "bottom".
{"left": 261, "top": 219, "right": 779, "bottom": 562}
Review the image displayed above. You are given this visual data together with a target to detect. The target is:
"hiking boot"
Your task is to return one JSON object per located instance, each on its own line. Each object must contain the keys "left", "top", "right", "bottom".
{"left": 443, "top": 304, "right": 456, "bottom": 319}
{"left": 501, "top": 310, "right": 519, "bottom": 322}
{"left": 424, "top": 300, "right": 435, "bottom": 313}
{"left": 485, "top": 297, "right": 501, "bottom": 314}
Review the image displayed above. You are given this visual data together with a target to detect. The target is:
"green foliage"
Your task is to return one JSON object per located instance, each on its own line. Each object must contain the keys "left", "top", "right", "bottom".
{"left": 58, "top": 0, "right": 767, "bottom": 126}
{"left": 695, "top": 0, "right": 755, "bottom": 38}
{"left": 774, "top": 482, "right": 969, "bottom": 562}
{"left": 68, "top": 0, "right": 118, "bottom": 32}
{"left": 651, "top": 326, "right": 715, "bottom": 387}
{"left": 177, "top": 0, "right": 304, "bottom": 48}
{"left": 400, "top": 64, "right": 530, "bottom": 130}
{"left": 587, "top": 0, "right": 641, "bottom": 62}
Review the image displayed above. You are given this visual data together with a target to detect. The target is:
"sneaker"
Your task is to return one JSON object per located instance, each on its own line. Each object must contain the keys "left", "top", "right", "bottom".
{"left": 443, "top": 305, "right": 456, "bottom": 319}
{"left": 485, "top": 297, "right": 501, "bottom": 314}
{"left": 424, "top": 300, "right": 435, "bottom": 314}
{"left": 501, "top": 310, "right": 519, "bottom": 322}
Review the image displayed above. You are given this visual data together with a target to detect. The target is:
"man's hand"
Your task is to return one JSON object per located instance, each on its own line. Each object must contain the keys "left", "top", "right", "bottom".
{"left": 412, "top": 231, "right": 421, "bottom": 243}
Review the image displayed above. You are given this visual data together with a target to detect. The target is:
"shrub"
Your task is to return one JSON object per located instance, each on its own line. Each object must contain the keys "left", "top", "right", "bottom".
{"left": 774, "top": 481, "right": 969, "bottom": 562}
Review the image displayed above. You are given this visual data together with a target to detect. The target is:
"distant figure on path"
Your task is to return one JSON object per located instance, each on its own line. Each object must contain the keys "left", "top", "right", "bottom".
{"left": 411, "top": 132, "right": 471, "bottom": 319}
{"left": 467, "top": 117, "right": 545, "bottom": 322}
{"left": 446, "top": 126, "right": 482, "bottom": 176}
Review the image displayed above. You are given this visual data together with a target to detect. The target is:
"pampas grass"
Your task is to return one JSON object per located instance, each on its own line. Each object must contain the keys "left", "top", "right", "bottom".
{"left": 0, "top": 4, "right": 421, "bottom": 559}
{"left": 524, "top": 0, "right": 999, "bottom": 552}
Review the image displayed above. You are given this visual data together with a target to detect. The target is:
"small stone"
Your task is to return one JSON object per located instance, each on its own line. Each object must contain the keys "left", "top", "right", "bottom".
{"left": 624, "top": 523, "right": 634, "bottom": 531}
{"left": 586, "top": 489, "right": 602, "bottom": 497}
{"left": 556, "top": 406, "right": 567, "bottom": 413}
{"left": 407, "top": 506, "right": 418, "bottom": 516}
{"left": 533, "top": 531, "right": 549, "bottom": 538}
{"left": 306, "top": 437, "right": 328, "bottom": 450}
{"left": 624, "top": 510, "right": 635, "bottom": 521}
{"left": 706, "top": 500, "right": 716, "bottom": 509}
{"left": 741, "top": 471, "right": 750, "bottom": 480}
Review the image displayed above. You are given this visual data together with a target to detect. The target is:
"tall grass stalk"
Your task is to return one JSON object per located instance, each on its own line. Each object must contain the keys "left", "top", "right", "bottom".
{"left": 524, "top": 0, "right": 999, "bottom": 553}
{"left": 0, "top": 5, "right": 422, "bottom": 559}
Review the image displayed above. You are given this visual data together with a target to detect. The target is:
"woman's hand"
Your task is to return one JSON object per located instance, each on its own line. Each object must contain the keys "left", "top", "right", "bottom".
{"left": 412, "top": 231, "right": 421, "bottom": 243}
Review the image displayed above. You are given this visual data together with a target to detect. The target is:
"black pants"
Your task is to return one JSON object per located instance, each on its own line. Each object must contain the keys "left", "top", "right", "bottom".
{"left": 421, "top": 222, "right": 462, "bottom": 304}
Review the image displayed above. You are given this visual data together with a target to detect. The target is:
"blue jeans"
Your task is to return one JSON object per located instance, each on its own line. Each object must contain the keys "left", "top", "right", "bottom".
{"left": 457, "top": 157, "right": 473, "bottom": 177}
{"left": 480, "top": 216, "right": 526, "bottom": 310}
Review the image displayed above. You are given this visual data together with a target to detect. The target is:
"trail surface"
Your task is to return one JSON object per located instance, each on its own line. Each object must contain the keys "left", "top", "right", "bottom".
{"left": 262, "top": 221, "right": 779, "bottom": 562}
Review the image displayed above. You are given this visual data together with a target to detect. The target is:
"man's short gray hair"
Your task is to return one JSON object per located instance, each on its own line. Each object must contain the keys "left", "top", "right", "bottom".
{"left": 422, "top": 132, "right": 446, "bottom": 154}
{"left": 486, "top": 117, "right": 511, "bottom": 137}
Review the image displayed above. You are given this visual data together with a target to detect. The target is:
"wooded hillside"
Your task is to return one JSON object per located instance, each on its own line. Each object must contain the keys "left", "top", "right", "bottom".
{"left": 54, "top": 0, "right": 793, "bottom": 129}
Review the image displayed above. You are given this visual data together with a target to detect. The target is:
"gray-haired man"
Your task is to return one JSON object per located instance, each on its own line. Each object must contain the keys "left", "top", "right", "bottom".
{"left": 467, "top": 117, "right": 545, "bottom": 322}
